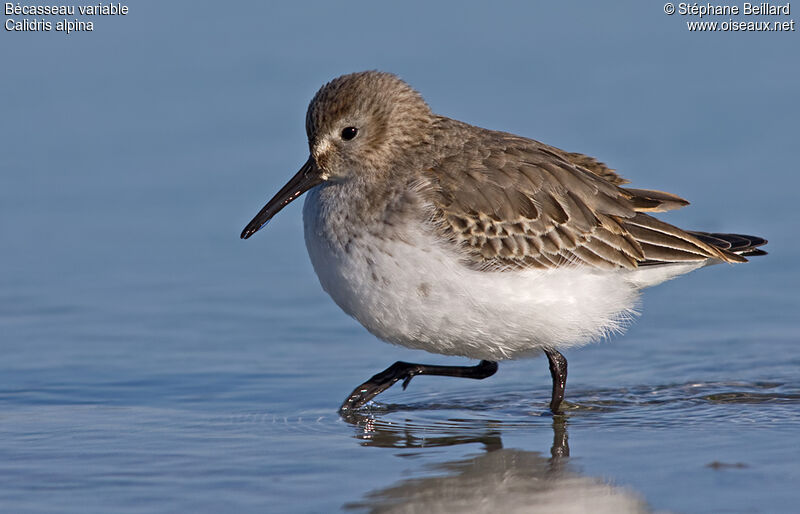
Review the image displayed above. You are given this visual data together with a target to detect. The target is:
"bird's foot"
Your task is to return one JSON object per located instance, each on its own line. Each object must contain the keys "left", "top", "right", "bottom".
{"left": 339, "top": 360, "right": 498, "bottom": 414}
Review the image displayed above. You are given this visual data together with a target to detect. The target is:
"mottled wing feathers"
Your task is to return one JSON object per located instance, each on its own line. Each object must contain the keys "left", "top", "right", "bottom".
{"left": 557, "top": 148, "right": 690, "bottom": 212}
{"left": 561, "top": 151, "right": 629, "bottom": 186}
{"left": 425, "top": 118, "right": 745, "bottom": 271}
{"left": 620, "top": 188, "right": 690, "bottom": 213}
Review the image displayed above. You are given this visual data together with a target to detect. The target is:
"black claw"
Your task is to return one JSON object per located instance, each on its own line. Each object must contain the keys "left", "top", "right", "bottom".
{"left": 339, "top": 360, "right": 498, "bottom": 413}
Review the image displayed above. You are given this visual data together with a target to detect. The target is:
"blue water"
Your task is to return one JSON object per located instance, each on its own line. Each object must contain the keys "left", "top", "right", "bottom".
{"left": 2, "top": 1, "right": 799, "bottom": 512}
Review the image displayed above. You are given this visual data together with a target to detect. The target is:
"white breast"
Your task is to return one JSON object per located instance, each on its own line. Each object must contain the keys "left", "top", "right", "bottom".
{"left": 302, "top": 185, "right": 700, "bottom": 361}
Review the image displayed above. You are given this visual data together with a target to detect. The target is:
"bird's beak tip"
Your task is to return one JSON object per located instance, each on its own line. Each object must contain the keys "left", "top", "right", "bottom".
{"left": 239, "top": 158, "right": 320, "bottom": 240}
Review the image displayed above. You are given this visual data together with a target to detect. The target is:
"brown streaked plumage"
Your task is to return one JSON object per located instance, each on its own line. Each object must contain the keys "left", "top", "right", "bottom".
{"left": 244, "top": 70, "right": 766, "bottom": 272}
{"left": 422, "top": 116, "right": 759, "bottom": 272}
{"left": 241, "top": 70, "right": 767, "bottom": 415}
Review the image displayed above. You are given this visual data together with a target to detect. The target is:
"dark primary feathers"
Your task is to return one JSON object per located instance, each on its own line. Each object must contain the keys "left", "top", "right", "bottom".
{"left": 424, "top": 117, "right": 766, "bottom": 271}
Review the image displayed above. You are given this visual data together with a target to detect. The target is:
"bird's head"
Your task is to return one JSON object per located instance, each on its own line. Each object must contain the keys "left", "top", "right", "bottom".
{"left": 241, "top": 71, "right": 433, "bottom": 239}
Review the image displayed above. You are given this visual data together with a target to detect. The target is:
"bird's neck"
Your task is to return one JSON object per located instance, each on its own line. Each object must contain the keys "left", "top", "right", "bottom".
{"left": 308, "top": 173, "right": 428, "bottom": 250}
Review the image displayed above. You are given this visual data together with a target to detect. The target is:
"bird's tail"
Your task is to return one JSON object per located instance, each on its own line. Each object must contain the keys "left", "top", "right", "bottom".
{"left": 688, "top": 231, "right": 768, "bottom": 259}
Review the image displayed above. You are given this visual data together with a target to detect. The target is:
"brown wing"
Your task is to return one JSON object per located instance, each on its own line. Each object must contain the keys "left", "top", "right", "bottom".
{"left": 425, "top": 118, "right": 744, "bottom": 271}
{"left": 562, "top": 150, "right": 629, "bottom": 186}
{"left": 556, "top": 147, "right": 690, "bottom": 212}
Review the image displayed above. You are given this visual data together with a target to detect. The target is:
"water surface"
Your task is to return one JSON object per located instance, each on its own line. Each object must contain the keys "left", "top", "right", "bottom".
{"left": 2, "top": 1, "right": 798, "bottom": 512}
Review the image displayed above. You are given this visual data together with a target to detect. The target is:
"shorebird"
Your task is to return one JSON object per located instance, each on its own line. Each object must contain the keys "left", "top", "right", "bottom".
{"left": 241, "top": 71, "right": 766, "bottom": 414}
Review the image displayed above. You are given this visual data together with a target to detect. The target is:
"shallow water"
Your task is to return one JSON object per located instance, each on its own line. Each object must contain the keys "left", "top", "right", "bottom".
{"left": 2, "top": 1, "right": 799, "bottom": 512}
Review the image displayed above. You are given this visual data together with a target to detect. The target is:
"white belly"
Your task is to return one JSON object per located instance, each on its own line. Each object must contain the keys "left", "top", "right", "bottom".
{"left": 302, "top": 187, "right": 698, "bottom": 361}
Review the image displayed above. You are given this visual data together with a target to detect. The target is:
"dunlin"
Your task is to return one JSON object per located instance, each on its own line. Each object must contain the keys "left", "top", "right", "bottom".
{"left": 241, "top": 71, "right": 766, "bottom": 414}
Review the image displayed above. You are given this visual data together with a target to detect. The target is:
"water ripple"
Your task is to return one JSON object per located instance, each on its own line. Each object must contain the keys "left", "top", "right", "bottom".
{"left": 331, "top": 380, "right": 800, "bottom": 441}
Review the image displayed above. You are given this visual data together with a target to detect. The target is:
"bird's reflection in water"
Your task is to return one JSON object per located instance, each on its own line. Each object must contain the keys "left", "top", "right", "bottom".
{"left": 342, "top": 412, "right": 650, "bottom": 513}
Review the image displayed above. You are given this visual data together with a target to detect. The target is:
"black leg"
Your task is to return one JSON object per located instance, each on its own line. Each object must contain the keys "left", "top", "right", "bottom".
{"left": 544, "top": 349, "right": 568, "bottom": 414}
{"left": 550, "top": 417, "right": 569, "bottom": 459}
{"left": 339, "top": 360, "right": 498, "bottom": 413}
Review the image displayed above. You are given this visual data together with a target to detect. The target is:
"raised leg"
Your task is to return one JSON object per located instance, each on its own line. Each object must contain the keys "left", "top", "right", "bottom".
{"left": 544, "top": 349, "right": 568, "bottom": 414}
{"left": 339, "top": 360, "right": 498, "bottom": 413}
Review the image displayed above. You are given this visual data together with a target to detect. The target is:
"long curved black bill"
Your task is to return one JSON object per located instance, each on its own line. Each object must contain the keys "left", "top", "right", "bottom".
{"left": 240, "top": 157, "right": 323, "bottom": 239}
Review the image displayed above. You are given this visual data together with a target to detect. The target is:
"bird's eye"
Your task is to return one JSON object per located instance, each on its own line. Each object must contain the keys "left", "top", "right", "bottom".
{"left": 340, "top": 127, "right": 358, "bottom": 141}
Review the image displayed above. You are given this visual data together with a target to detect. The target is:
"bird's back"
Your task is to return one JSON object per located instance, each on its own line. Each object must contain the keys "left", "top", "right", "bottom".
{"left": 420, "top": 116, "right": 766, "bottom": 273}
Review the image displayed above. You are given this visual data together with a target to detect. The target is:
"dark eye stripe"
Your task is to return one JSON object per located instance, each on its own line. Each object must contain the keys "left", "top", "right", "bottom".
{"left": 341, "top": 127, "right": 358, "bottom": 141}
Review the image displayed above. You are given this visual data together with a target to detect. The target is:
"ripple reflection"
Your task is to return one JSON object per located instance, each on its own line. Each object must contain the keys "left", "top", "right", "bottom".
{"left": 340, "top": 380, "right": 800, "bottom": 431}
{"left": 343, "top": 418, "right": 651, "bottom": 513}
